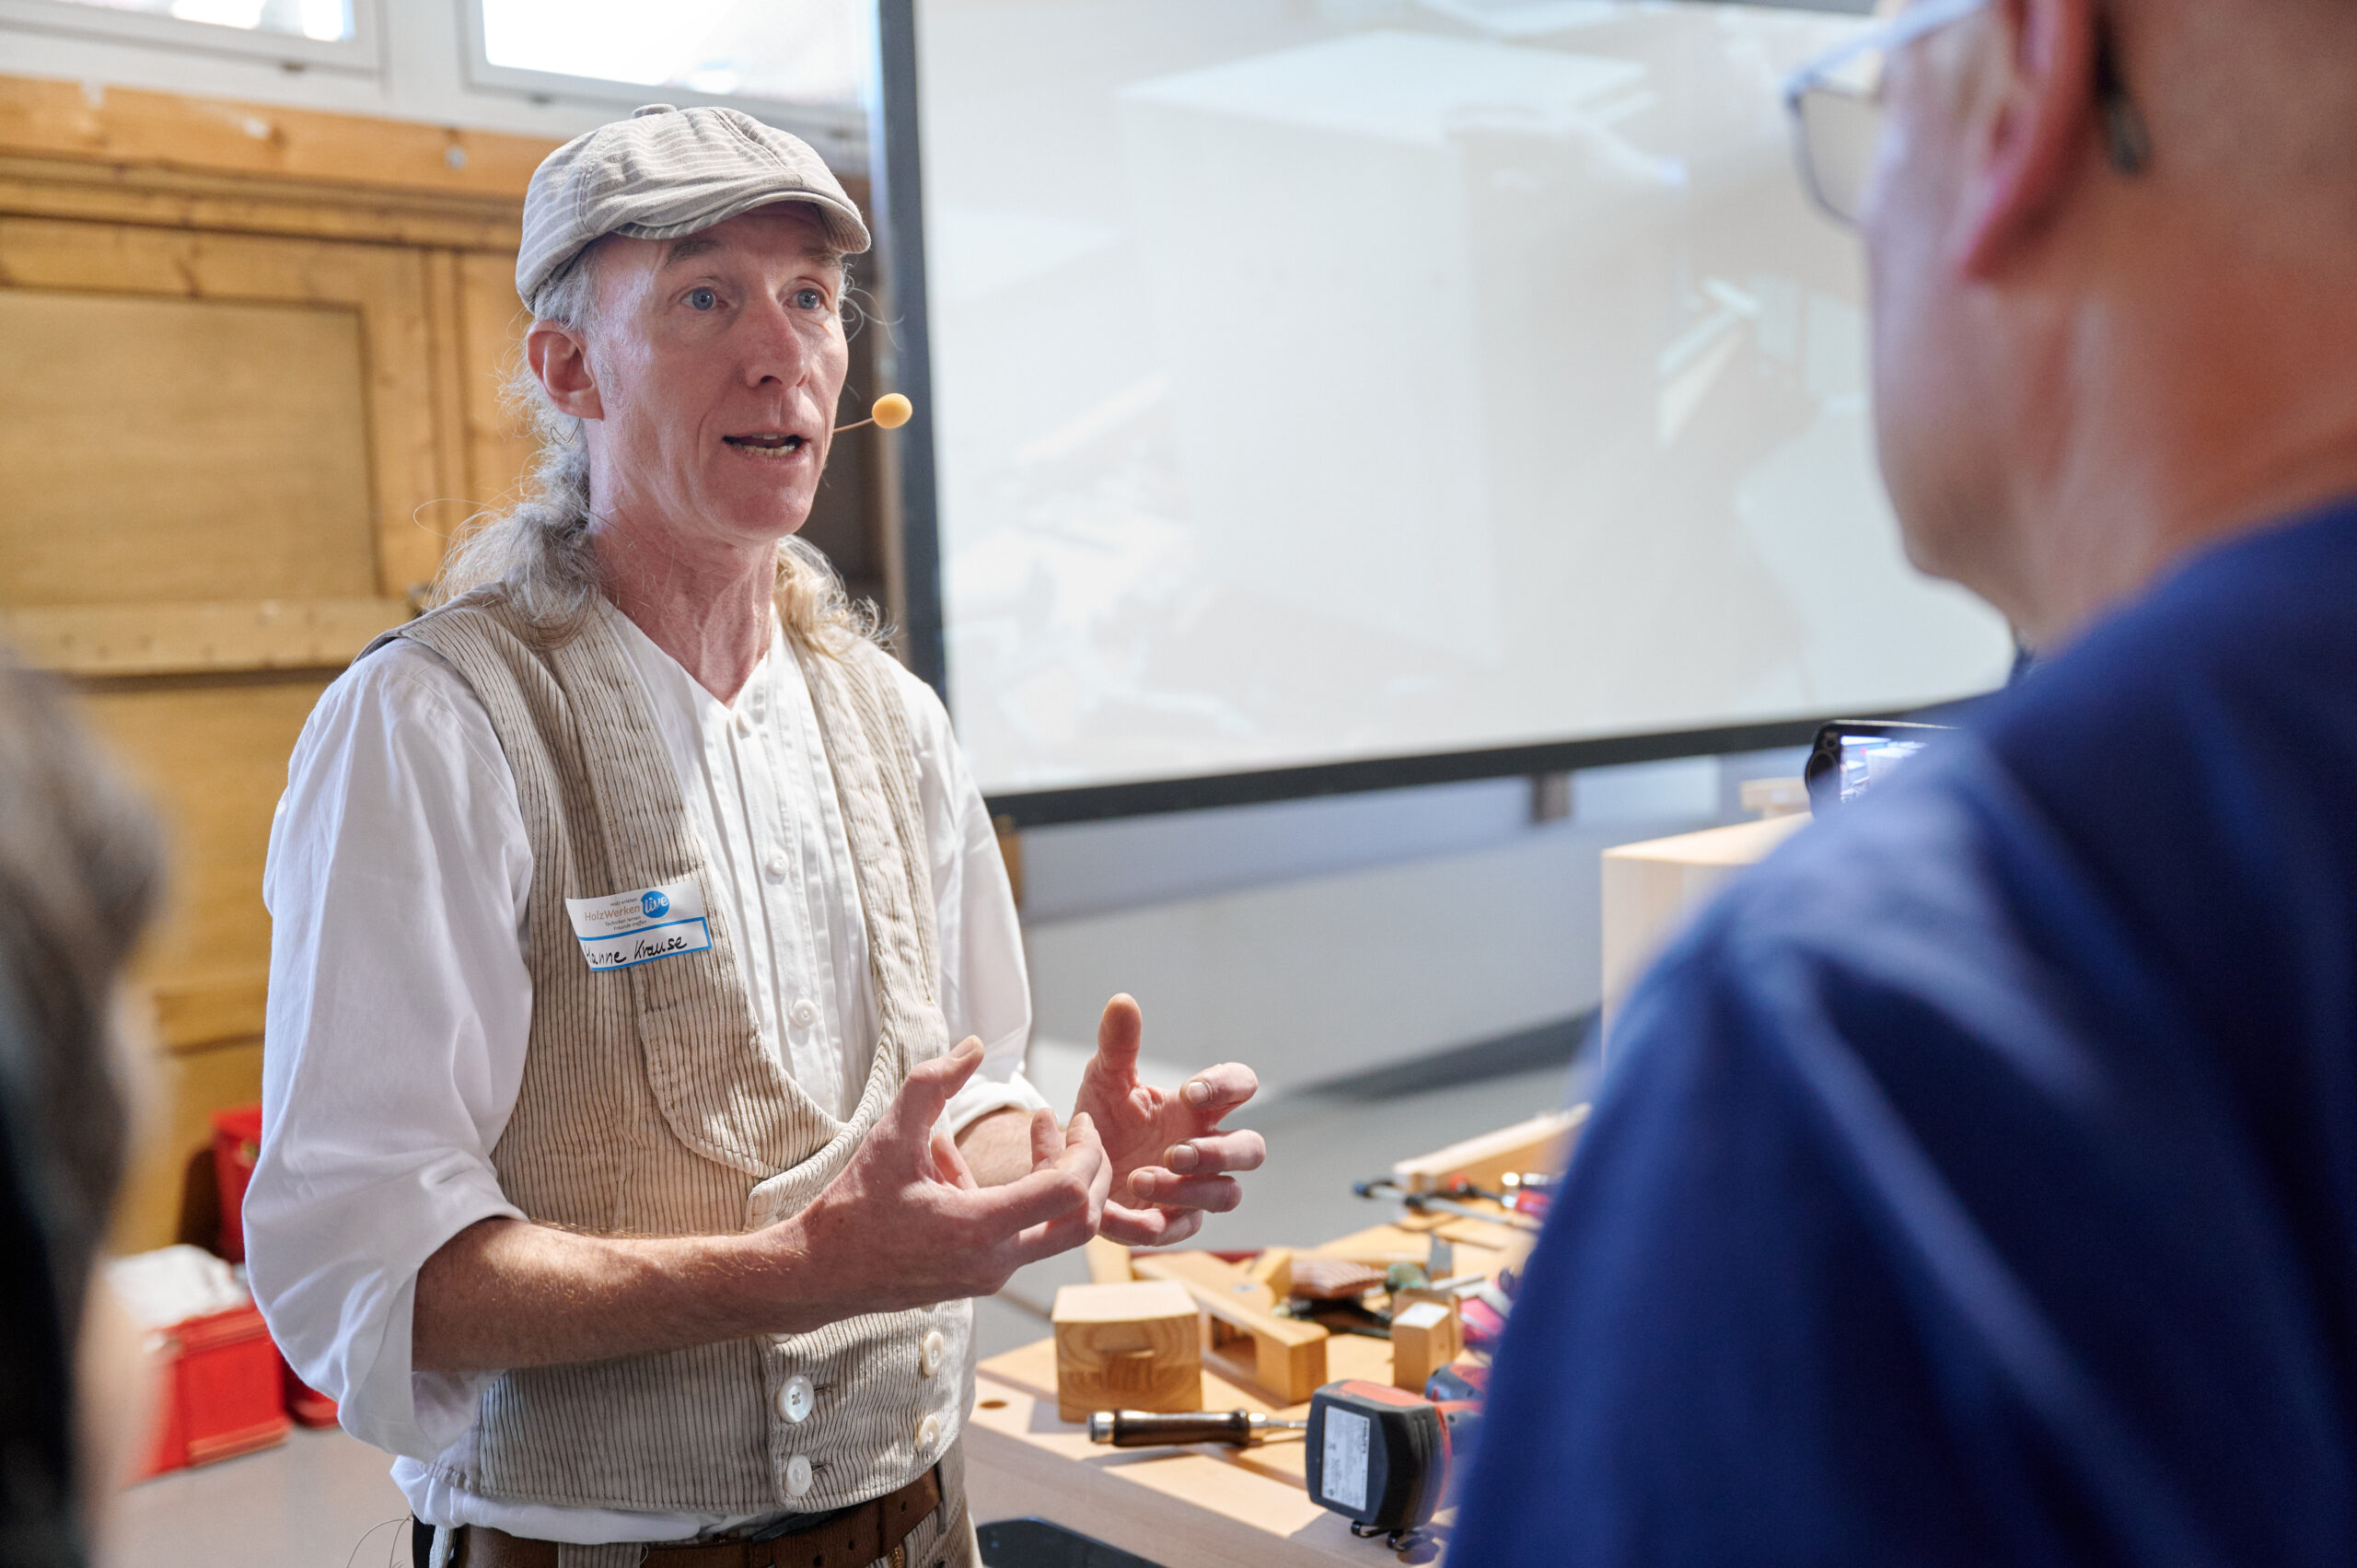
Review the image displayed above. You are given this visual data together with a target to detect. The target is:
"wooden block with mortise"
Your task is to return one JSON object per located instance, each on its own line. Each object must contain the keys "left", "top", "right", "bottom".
{"left": 1388, "top": 1297, "right": 1463, "bottom": 1393}
{"left": 1052, "top": 1281, "right": 1202, "bottom": 1423}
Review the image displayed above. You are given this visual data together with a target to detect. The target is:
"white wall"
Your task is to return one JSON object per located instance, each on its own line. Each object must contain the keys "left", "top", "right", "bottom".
{"left": 1018, "top": 749, "right": 1803, "bottom": 1098}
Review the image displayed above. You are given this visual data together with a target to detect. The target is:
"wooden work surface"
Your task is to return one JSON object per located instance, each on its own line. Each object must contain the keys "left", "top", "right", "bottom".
{"left": 965, "top": 1218, "right": 1530, "bottom": 1568}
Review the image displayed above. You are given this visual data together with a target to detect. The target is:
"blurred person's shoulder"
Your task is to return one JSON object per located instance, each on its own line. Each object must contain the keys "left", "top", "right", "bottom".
{"left": 1660, "top": 496, "right": 2357, "bottom": 1067}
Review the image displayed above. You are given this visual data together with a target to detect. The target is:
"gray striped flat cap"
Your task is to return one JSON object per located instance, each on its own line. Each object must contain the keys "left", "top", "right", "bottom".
{"left": 517, "top": 104, "right": 871, "bottom": 313}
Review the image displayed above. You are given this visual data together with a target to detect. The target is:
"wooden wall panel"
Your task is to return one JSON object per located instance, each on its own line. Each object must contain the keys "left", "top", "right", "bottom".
{"left": 0, "top": 215, "right": 446, "bottom": 598}
{"left": 455, "top": 248, "right": 536, "bottom": 512}
{"left": 112, "top": 1040, "right": 264, "bottom": 1255}
{"left": 0, "top": 289, "right": 377, "bottom": 606}
{"left": 0, "top": 76, "right": 556, "bottom": 202}
{"left": 77, "top": 675, "right": 335, "bottom": 1040}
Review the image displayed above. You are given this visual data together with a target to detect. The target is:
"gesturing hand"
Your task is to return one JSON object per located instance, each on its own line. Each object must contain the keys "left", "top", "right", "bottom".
{"left": 1074, "top": 995, "right": 1266, "bottom": 1248}
{"left": 777, "top": 1038, "right": 1110, "bottom": 1329}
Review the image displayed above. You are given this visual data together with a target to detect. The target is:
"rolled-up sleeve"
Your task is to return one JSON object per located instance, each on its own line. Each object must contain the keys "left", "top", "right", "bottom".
{"left": 246, "top": 644, "right": 532, "bottom": 1460}
{"left": 894, "top": 667, "right": 1051, "bottom": 1133}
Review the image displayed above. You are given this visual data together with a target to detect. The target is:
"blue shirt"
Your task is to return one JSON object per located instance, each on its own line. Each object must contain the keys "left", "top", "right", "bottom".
{"left": 1453, "top": 502, "right": 2357, "bottom": 1567}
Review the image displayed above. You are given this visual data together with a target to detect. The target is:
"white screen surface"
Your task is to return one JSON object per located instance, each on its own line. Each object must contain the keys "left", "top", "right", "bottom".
{"left": 917, "top": 1, "right": 2015, "bottom": 798}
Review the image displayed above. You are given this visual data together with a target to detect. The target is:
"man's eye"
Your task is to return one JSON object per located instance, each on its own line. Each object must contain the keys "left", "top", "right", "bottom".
{"left": 794, "top": 287, "right": 827, "bottom": 311}
{"left": 687, "top": 287, "right": 719, "bottom": 311}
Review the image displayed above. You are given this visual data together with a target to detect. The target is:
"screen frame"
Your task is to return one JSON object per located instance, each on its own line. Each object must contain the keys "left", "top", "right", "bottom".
{"left": 872, "top": 0, "right": 1978, "bottom": 830}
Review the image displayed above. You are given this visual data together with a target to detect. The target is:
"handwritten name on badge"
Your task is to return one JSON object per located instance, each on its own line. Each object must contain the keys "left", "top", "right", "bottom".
{"left": 563, "top": 878, "right": 713, "bottom": 972}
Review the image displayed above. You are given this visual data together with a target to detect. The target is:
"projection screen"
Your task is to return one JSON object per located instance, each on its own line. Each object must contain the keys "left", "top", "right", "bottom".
{"left": 905, "top": 0, "right": 2016, "bottom": 808}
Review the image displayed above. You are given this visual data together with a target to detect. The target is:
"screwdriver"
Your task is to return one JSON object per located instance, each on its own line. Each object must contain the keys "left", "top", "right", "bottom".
{"left": 1086, "top": 1410, "right": 1308, "bottom": 1449}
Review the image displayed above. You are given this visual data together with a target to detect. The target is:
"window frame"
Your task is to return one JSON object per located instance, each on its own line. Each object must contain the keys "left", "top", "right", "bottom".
{"left": 0, "top": 0, "right": 381, "bottom": 72}
{"left": 456, "top": 0, "right": 868, "bottom": 169}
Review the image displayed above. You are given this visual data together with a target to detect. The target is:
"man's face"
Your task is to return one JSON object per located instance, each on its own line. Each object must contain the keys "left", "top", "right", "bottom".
{"left": 1861, "top": 6, "right": 2011, "bottom": 589}
{"left": 576, "top": 203, "right": 851, "bottom": 547}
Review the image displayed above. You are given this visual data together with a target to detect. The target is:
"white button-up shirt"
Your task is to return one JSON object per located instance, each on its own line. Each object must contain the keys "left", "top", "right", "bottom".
{"left": 247, "top": 601, "right": 1045, "bottom": 1544}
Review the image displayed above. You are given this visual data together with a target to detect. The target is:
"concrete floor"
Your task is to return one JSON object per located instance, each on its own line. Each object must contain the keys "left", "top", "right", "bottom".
{"left": 103, "top": 1058, "right": 1581, "bottom": 1566}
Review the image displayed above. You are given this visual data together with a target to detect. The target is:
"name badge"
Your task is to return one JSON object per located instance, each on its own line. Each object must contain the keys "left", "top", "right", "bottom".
{"left": 563, "top": 877, "right": 713, "bottom": 971}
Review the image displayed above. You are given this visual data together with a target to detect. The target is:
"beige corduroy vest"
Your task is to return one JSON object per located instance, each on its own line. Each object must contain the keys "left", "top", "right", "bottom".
{"left": 377, "top": 591, "right": 970, "bottom": 1517}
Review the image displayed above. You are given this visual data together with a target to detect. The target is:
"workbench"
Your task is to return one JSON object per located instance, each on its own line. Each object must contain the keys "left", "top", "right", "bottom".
{"left": 965, "top": 1212, "right": 1535, "bottom": 1568}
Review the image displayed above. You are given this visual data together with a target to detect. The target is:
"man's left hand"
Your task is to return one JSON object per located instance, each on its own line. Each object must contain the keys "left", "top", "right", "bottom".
{"left": 1074, "top": 993, "right": 1265, "bottom": 1247}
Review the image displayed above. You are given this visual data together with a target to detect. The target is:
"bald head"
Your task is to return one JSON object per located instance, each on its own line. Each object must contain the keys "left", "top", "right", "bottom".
{"left": 1861, "top": 0, "right": 2357, "bottom": 649}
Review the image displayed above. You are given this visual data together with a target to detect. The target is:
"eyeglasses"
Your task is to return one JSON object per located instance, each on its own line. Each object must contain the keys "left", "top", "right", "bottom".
{"left": 1782, "top": 0, "right": 2152, "bottom": 227}
{"left": 1783, "top": 0, "right": 1993, "bottom": 226}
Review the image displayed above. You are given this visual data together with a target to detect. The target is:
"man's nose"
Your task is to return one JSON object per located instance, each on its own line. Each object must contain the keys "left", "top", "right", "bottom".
{"left": 736, "top": 292, "right": 814, "bottom": 386}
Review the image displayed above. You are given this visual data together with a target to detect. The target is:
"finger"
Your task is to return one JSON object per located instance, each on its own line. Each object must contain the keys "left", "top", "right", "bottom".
{"left": 929, "top": 1126, "right": 980, "bottom": 1191}
{"left": 1098, "top": 1202, "right": 1204, "bottom": 1249}
{"left": 1061, "top": 1113, "right": 1111, "bottom": 1225}
{"left": 1160, "top": 1128, "right": 1266, "bottom": 1177}
{"left": 1125, "top": 1170, "right": 1245, "bottom": 1214}
{"left": 889, "top": 1039, "right": 985, "bottom": 1144}
{"left": 1028, "top": 1106, "right": 1065, "bottom": 1172}
{"left": 1178, "top": 1063, "right": 1259, "bottom": 1121}
{"left": 1006, "top": 1211, "right": 1099, "bottom": 1268}
{"left": 1090, "top": 994, "right": 1144, "bottom": 1082}
{"left": 965, "top": 1162, "right": 1094, "bottom": 1236}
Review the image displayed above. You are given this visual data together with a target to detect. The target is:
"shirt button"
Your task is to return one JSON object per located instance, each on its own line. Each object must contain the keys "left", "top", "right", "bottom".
{"left": 765, "top": 850, "right": 789, "bottom": 881}
{"left": 915, "top": 1412, "right": 942, "bottom": 1452}
{"left": 784, "top": 1454, "right": 813, "bottom": 1498}
{"left": 790, "top": 998, "right": 818, "bottom": 1030}
{"left": 919, "top": 1330, "right": 945, "bottom": 1378}
{"left": 777, "top": 1375, "right": 814, "bottom": 1423}
{"left": 736, "top": 710, "right": 753, "bottom": 738}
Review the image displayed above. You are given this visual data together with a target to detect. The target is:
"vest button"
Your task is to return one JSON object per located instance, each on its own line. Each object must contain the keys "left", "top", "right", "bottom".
{"left": 784, "top": 1453, "right": 814, "bottom": 1497}
{"left": 915, "top": 1412, "right": 942, "bottom": 1453}
{"left": 778, "top": 1374, "right": 815, "bottom": 1423}
{"left": 919, "top": 1330, "right": 945, "bottom": 1378}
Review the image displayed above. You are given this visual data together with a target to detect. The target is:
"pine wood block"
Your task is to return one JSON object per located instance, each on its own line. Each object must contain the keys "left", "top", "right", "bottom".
{"left": 1245, "top": 1247, "right": 1294, "bottom": 1301}
{"left": 1388, "top": 1297, "right": 1463, "bottom": 1393}
{"left": 1602, "top": 815, "right": 1808, "bottom": 1029}
{"left": 1052, "top": 1281, "right": 1201, "bottom": 1423}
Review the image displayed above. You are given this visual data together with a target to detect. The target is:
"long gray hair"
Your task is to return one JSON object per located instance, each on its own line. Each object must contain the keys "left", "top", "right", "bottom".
{"left": 431, "top": 246, "right": 877, "bottom": 653}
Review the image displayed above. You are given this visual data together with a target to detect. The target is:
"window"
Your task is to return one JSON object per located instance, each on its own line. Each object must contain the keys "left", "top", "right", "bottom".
{"left": 467, "top": 0, "right": 869, "bottom": 146}
{"left": 0, "top": 0, "right": 371, "bottom": 63}
{"left": 51, "top": 0, "right": 352, "bottom": 40}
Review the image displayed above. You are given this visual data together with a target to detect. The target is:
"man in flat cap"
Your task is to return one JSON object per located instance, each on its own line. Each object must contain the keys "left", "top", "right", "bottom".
{"left": 247, "top": 106, "right": 1266, "bottom": 1568}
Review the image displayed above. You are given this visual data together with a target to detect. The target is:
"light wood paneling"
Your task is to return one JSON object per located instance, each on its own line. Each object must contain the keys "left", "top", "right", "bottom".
{"left": 0, "top": 153, "right": 526, "bottom": 250}
{"left": 0, "top": 289, "right": 377, "bottom": 605}
{"left": 0, "top": 598, "right": 409, "bottom": 677}
{"left": 0, "top": 215, "right": 448, "bottom": 598}
{"left": 0, "top": 76, "right": 556, "bottom": 200}
{"left": 454, "top": 248, "right": 535, "bottom": 512}
{"left": 75, "top": 677, "right": 334, "bottom": 1045}
{"left": 111, "top": 1038, "right": 263, "bottom": 1255}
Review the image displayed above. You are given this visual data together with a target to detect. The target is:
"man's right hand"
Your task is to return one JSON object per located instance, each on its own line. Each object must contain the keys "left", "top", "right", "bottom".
{"left": 759, "top": 1038, "right": 1110, "bottom": 1331}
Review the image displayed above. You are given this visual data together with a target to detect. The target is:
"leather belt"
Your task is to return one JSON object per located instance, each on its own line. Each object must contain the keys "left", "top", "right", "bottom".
{"left": 455, "top": 1463, "right": 946, "bottom": 1568}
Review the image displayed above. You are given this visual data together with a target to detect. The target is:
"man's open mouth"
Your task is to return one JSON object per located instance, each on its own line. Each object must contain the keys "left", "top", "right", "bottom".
{"left": 723, "top": 434, "right": 808, "bottom": 459}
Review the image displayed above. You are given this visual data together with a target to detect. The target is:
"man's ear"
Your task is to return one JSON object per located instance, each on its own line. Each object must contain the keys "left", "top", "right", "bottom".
{"left": 528, "top": 320, "right": 603, "bottom": 421}
{"left": 1957, "top": 0, "right": 2104, "bottom": 279}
